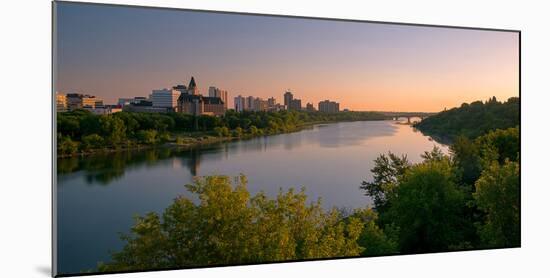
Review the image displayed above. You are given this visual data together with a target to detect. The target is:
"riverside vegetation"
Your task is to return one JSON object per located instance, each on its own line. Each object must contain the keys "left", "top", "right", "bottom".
{"left": 413, "top": 97, "right": 519, "bottom": 141}
{"left": 95, "top": 98, "right": 519, "bottom": 272}
{"left": 57, "top": 110, "right": 387, "bottom": 157}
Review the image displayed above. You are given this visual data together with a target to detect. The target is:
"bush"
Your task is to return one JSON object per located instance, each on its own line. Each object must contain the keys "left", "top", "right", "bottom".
{"left": 81, "top": 134, "right": 105, "bottom": 151}
{"left": 58, "top": 136, "right": 79, "bottom": 155}
{"left": 136, "top": 129, "right": 158, "bottom": 145}
{"left": 213, "top": 126, "right": 230, "bottom": 137}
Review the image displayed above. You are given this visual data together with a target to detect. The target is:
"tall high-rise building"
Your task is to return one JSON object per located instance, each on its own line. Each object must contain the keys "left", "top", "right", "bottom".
{"left": 246, "top": 96, "right": 255, "bottom": 111}
{"left": 267, "top": 97, "right": 276, "bottom": 107}
{"left": 290, "top": 98, "right": 302, "bottom": 110}
{"left": 151, "top": 89, "right": 180, "bottom": 109}
{"left": 234, "top": 95, "right": 246, "bottom": 112}
{"left": 318, "top": 100, "right": 340, "bottom": 113}
{"left": 306, "top": 102, "right": 315, "bottom": 112}
{"left": 284, "top": 91, "right": 293, "bottom": 109}
{"left": 208, "top": 86, "right": 228, "bottom": 109}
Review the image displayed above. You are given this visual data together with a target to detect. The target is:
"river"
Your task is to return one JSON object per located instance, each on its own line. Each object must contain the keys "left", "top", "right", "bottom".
{"left": 56, "top": 120, "right": 447, "bottom": 274}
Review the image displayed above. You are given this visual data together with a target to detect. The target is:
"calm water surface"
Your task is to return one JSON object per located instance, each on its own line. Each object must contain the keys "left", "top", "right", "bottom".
{"left": 56, "top": 120, "right": 447, "bottom": 274}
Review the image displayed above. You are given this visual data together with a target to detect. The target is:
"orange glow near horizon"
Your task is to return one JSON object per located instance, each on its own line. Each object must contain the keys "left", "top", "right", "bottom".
{"left": 55, "top": 4, "right": 519, "bottom": 112}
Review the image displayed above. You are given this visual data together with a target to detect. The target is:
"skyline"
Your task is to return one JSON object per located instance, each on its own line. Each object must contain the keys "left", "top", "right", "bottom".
{"left": 54, "top": 2, "right": 519, "bottom": 112}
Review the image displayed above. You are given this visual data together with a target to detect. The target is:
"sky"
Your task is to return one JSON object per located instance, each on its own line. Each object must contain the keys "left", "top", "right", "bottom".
{"left": 54, "top": 2, "right": 519, "bottom": 112}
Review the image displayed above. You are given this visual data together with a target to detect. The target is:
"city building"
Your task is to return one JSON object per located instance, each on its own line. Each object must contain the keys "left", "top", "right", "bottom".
{"left": 151, "top": 89, "right": 180, "bottom": 109}
{"left": 246, "top": 96, "right": 255, "bottom": 111}
{"left": 85, "top": 105, "right": 123, "bottom": 115}
{"left": 290, "top": 98, "right": 302, "bottom": 110}
{"left": 318, "top": 100, "right": 340, "bottom": 113}
{"left": 123, "top": 99, "right": 168, "bottom": 113}
{"left": 172, "top": 84, "right": 188, "bottom": 95}
{"left": 177, "top": 77, "right": 226, "bottom": 116}
{"left": 267, "top": 97, "right": 276, "bottom": 108}
{"left": 208, "top": 86, "right": 229, "bottom": 109}
{"left": 66, "top": 93, "right": 103, "bottom": 110}
{"left": 117, "top": 98, "right": 134, "bottom": 107}
{"left": 56, "top": 92, "right": 67, "bottom": 112}
{"left": 252, "top": 97, "right": 268, "bottom": 112}
{"left": 284, "top": 91, "right": 293, "bottom": 109}
{"left": 234, "top": 95, "right": 246, "bottom": 112}
{"left": 306, "top": 102, "right": 316, "bottom": 112}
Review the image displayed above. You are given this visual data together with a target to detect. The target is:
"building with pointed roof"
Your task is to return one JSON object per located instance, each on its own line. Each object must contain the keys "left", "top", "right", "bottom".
{"left": 177, "top": 77, "right": 226, "bottom": 116}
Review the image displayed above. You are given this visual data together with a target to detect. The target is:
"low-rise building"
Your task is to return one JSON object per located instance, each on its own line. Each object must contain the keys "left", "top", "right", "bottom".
{"left": 56, "top": 92, "right": 67, "bottom": 112}
{"left": 151, "top": 89, "right": 180, "bottom": 109}
{"left": 85, "top": 105, "right": 123, "bottom": 115}
{"left": 66, "top": 93, "right": 103, "bottom": 110}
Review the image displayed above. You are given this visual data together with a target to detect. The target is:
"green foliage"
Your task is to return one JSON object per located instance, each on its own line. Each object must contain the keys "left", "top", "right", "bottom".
{"left": 213, "top": 126, "right": 230, "bottom": 137}
{"left": 353, "top": 208, "right": 398, "bottom": 256}
{"left": 385, "top": 158, "right": 467, "bottom": 253}
{"left": 99, "top": 115, "right": 126, "bottom": 146}
{"left": 81, "top": 134, "right": 104, "bottom": 151}
{"left": 473, "top": 160, "right": 520, "bottom": 248}
{"left": 58, "top": 135, "right": 79, "bottom": 155}
{"left": 98, "top": 175, "right": 373, "bottom": 271}
{"left": 451, "top": 127, "right": 519, "bottom": 186}
{"left": 475, "top": 127, "right": 519, "bottom": 165}
{"left": 136, "top": 129, "right": 158, "bottom": 145}
{"left": 57, "top": 110, "right": 387, "bottom": 155}
{"left": 364, "top": 127, "right": 520, "bottom": 254}
{"left": 360, "top": 152, "right": 410, "bottom": 211}
{"left": 232, "top": 127, "right": 244, "bottom": 137}
{"left": 450, "top": 136, "right": 483, "bottom": 186}
{"left": 414, "top": 97, "right": 519, "bottom": 141}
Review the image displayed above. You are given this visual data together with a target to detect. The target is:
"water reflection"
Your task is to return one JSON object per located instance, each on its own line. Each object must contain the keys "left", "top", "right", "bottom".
{"left": 58, "top": 121, "right": 398, "bottom": 184}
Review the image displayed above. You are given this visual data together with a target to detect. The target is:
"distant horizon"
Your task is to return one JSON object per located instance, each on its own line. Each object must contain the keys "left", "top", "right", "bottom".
{"left": 55, "top": 2, "right": 519, "bottom": 113}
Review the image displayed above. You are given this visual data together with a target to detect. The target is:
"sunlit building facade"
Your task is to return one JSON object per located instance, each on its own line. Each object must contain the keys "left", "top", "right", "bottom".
{"left": 318, "top": 100, "right": 340, "bottom": 113}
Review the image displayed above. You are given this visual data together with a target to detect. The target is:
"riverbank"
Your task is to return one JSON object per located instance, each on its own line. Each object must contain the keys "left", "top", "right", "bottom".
{"left": 57, "top": 119, "right": 387, "bottom": 159}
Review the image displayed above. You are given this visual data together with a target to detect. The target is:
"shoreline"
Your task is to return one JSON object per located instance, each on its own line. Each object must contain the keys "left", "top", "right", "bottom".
{"left": 57, "top": 119, "right": 389, "bottom": 159}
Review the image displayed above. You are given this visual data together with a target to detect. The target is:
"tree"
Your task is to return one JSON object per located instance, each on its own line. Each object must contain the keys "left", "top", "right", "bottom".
{"left": 420, "top": 146, "right": 446, "bottom": 163}
{"left": 386, "top": 159, "right": 466, "bottom": 253}
{"left": 451, "top": 136, "right": 482, "bottom": 186}
{"left": 353, "top": 208, "right": 398, "bottom": 256}
{"left": 98, "top": 175, "right": 367, "bottom": 272}
{"left": 475, "top": 127, "right": 519, "bottom": 165}
{"left": 473, "top": 160, "right": 520, "bottom": 248}
{"left": 58, "top": 135, "right": 79, "bottom": 155}
{"left": 414, "top": 97, "right": 519, "bottom": 140}
{"left": 232, "top": 127, "right": 244, "bottom": 137}
{"left": 81, "top": 134, "right": 104, "bottom": 150}
{"left": 136, "top": 129, "right": 158, "bottom": 145}
{"left": 360, "top": 152, "right": 410, "bottom": 211}
{"left": 99, "top": 116, "right": 127, "bottom": 146}
{"left": 213, "top": 126, "right": 230, "bottom": 137}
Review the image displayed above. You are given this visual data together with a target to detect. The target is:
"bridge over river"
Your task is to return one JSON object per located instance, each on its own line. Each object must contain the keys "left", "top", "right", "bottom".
{"left": 377, "top": 111, "right": 438, "bottom": 124}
